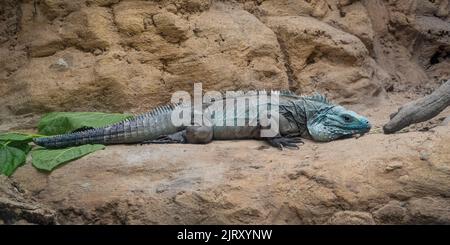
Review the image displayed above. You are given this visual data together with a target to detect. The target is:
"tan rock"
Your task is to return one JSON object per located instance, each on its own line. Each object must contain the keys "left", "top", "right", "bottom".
{"left": 436, "top": 0, "right": 449, "bottom": 17}
{"left": 113, "top": 1, "right": 159, "bottom": 36}
{"left": 373, "top": 200, "right": 407, "bottom": 223}
{"left": 267, "top": 16, "right": 368, "bottom": 70}
{"left": 0, "top": 48, "right": 27, "bottom": 79}
{"left": 61, "top": 7, "right": 119, "bottom": 51}
{"left": 153, "top": 10, "right": 191, "bottom": 43}
{"left": 266, "top": 16, "right": 384, "bottom": 102}
{"left": 7, "top": 49, "right": 97, "bottom": 114}
{"left": 257, "top": 0, "right": 329, "bottom": 18}
{"left": 16, "top": 2, "right": 64, "bottom": 57}
{"left": 416, "top": 0, "right": 449, "bottom": 18}
{"left": 0, "top": 176, "right": 56, "bottom": 224}
{"left": 10, "top": 114, "right": 450, "bottom": 224}
{"left": 4, "top": 46, "right": 171, "bottom": 115}
{"left": 171, "top": 0, "right": 211, "bottom": 13}
{"left": 328, "top": 211, "right": 376, "bottom": 225}
{"left": 86, "top": 0, "right": 120, "bottom": 7}
{"left": 161, "top": 3, "right": 288, "bottom": 91}
{"left": 338, "top": 0, "right": 357, "bottom": 7}
{"left": 3, "top": 0, "right": 449, "bottom": 123}
{"left": 2, "top": 0, "right": 450, "bottom": 225}
{"left": 325, "top": 1, "right": 375, "bottom": 48}
{"left": 27, "top": 27, "right": 64, "bottom": 57}
{"left": 40, "top": 0, "right": 82, "bottom": 20}
{"left": 408, "top": 197, "right": 450, "bottom": 224}
{"left": 364, "top": 0, "right": 449, "bottom": 88}
{"left": 92, "top": 53, "right": 166, "bottom": 112}
{"left": 0, "top": 0, "right": 20, "bottom": 45}
{"left": 414, "top": 16, "right": 450, "bottom": 45}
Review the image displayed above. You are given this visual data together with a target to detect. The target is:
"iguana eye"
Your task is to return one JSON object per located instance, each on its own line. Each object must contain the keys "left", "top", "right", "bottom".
{"left": 342, "top": 115, "right": 352, "bottom": 122}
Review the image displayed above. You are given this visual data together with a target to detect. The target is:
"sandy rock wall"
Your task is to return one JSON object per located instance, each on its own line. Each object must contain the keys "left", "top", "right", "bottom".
{"left": 364, "top": 0, "right": 450, "bottom": 91}
{"left": 1, "top": 0, "right": 449, "bottom": 126}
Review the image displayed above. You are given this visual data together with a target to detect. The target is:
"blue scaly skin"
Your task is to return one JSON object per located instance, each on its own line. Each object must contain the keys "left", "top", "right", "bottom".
{"left": 33, "top": 91, "right": 371, "bottom": 150}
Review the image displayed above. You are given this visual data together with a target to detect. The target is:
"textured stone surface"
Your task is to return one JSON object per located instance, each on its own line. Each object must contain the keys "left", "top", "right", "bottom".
{"left": 0, "top": 0, "right": 450, "bottom": 224}
{"left": 266, "top": 15, "right": 387, "bottom": 103}
{"left": 1, "top": 0, "right": 449, "bottom": 127}
{"left": 0, "top": 176, "right": 56, "bottom": 224}
{"left": 7, "top": 106, "right": 450, "bottom": 224}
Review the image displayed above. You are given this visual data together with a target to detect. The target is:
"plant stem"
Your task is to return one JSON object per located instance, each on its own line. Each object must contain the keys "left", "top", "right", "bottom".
{"left": 31, "top": 134, "right": 46, "bottom": 138}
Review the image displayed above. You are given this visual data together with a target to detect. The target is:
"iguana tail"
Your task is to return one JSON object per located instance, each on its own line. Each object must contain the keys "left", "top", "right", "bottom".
{"left": 33, "top": 104, "right": 181, "bottom": 149}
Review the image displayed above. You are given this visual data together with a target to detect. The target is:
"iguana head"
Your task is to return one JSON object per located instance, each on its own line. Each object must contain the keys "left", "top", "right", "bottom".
{"left": 306, "top": 103, "right": 371, "bottom": 142}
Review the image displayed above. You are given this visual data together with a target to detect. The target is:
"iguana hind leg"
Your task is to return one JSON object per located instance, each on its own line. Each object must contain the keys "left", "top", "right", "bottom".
{"left": 141, "top": 125, "right": 213, "bottom": 145}
{"left": 141, "top": 130, "right": 186, "bottom": 144}
{"left": 185, "top": 125, "right": 213, "bottom": 144}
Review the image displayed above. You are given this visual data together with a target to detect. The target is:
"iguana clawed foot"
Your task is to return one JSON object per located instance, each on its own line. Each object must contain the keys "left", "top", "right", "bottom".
{"left": 141, "top": 131, "right": 186, "bottom": 144}
{"left": 267, "top": 137, "right": 304, "bottom": 150}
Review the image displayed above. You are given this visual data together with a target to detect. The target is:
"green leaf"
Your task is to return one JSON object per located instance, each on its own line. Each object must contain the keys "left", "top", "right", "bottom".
{"left": 0, "top": 132, "right": 34, "bottom": 157}
{"left": 0, "top": 145, "right": 27, "bottom": 176}
{"left": 8, "top": 141, "right": 32, "bottom": 154}
{"left": 31, "top": 144, "right": 105, "bottom": 171}
{"left": 0, "top": 132, "right": 34, "bottom": 143}
{"left": 37, "top": 112, "right": 132, "bottom": 135}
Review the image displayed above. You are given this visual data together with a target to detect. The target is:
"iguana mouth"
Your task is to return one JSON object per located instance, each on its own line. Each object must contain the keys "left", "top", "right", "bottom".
{"left": 338, "top": 134, "right": 354, "bottom": 139}
{"left": 353, "top": 132, "right": 367, "bottom": 139}
{"left": 338, "top": 129, "right": 370, "bottom": 140}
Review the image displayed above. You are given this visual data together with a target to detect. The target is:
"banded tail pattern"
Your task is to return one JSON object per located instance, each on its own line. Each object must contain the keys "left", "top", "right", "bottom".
{"left": 33, "top": 104, "right": 181, "bottom": 149}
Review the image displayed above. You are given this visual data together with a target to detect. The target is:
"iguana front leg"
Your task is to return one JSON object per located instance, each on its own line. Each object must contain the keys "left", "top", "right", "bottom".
{"left": 267, "top": 137, "right": 304, "bottom": 150}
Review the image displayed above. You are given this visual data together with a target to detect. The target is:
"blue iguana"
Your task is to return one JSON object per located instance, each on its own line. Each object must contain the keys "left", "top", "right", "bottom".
{"left": 33, "top": 91, "right": 371, "bottom": 149}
